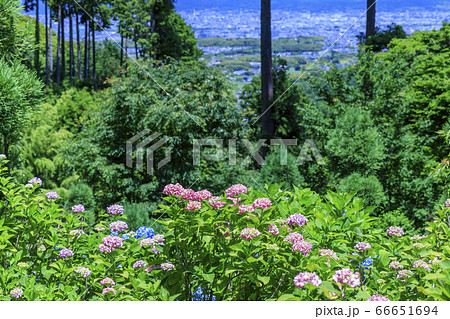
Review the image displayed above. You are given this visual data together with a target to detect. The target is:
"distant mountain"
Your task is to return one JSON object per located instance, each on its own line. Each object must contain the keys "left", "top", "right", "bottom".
{"left": 175, "top": 0, "right": 447, "bottom": 11}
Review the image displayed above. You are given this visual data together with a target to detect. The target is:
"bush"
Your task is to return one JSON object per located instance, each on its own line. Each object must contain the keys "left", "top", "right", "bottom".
{"left": 337, "top": 173, "right": 386, "bottom": 208}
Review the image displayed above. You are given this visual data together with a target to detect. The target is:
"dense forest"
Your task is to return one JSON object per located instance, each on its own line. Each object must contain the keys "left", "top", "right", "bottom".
{"left": 0, "top": 0, "right": 449, "bottom": 301}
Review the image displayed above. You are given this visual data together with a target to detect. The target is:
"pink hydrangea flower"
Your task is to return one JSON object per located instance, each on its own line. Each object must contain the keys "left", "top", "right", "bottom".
{"left": 238, "top": 205, "right": 255, "bottom": 214}
{"left": 389, "top": 261, "right": 403, "bottom": 270}
{"left": 410, "top": 234, "right": 427, "bottom": 240}
{"left": 107, "top": 205, "right": 123, "bottom": 215}
{"left": 293, "top": 272, "right": 322, "bottom": 288}
{"left": 228, "top": 197, "right": 241, "bottom": 206}
{"left": 354, "top": 242, "right": 371, "bottom": 251}
{"left": 240, "top": 227, "right": 261, "bottom": 240}
{"left": 319, "top": 249, "right": 339, "bottom": 260}
{"left": 28, "top": 177, "right": 42, "bottom": 186}
{"left": 186, "top": 200, "right": 202, "bottom": 211}
{"left": 102, "top": 287, "right": 117, "bottom": 296}
{"left": 72, "top": 204, "right": 85, "bottom": 213}
{"left": 10, "top": 288, "right": 23, "bottom": 299}
{"left": 98, "top": 244, "right": 112, "bottom": 253}
{"left": 332, "top": 268, "right": 361, "bottom": 288}
{"left": 283, "top": 232, "right": 304, "bottom": 244}
{"left": 209, "top": 196, "right": 226, "bottom": 208}
{"left": 387, "top": 226, "right": 404, "bottom": 237}
{"left": 109, "top": 221, "right": 129, "bottom": 232}
{"left": 153, "top": 234, "right": 165, "bottom": 245}
{"left": 101, "top": 235, "right": 123, "bottom": 252}
{"left": 368, "top": 294, "right": 390, "bottom": 301}
{"left": 163, "top": 183, "right": 184, "bottom": 197}
{"left": 413, "top": 259, "right": 430, "bottom": 272}
{"left": 193, "top": 189, "right": 212, "bottom": 201}
{"left": 397, "top": 270, "right": 413, "bottom": 281}
{"left": 133, "top": 260, "right": 147, "bottom": 269}
{"left": 59, "top": 248, "right": 73, "bottom": 258}
{"left": 181, "top": 189, "right": 195, "bottom": 200}
{"left": 286, "top": 213, "right": 308, "bottom": 227}
{"left": 46, "top": 191, "right": 59, "bottom": 200}
{"left": 100, "top": 277, "right": 115, "bottom": 286}
{"left": 267, "top": 224, "right": 279, "bottom": 236}
{"left": 160, "top": 262, "right": 175, "bottom": 271}
{"left": 445, "top": 199, "right": 450, "bottom": 208}
{"left": 145, "top": 265, "right": 162, "bottom": 273}
{"left": 226, "top": 184, "right": 248, "bottom": 197}
{"left": 139, "top": 238, "right": 155, "bottom": 247}
{"left": 252, "top": 198, "right": 272, "bottom": 209}
{"left": 292, "top": 240, "right": 313, "bottom": 256}
{"left": 75, "top": 267, "right": 92, "bottom": 278}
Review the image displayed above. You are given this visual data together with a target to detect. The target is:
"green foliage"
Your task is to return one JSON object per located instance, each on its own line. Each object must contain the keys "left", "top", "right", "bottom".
{"left": 358, "top": 24, "right": 407, "bottom": 52}
{"left": 65, "top": 183, "right": 96, "bottom": 227}
{"left": 326, "top": 108, "right": 385, "bottom": 177}
{"left": 378, "top": 210, "right": 417, "bottom": 235}
{"left": 122, "top": 202, "right": 152, "bottom": 232}
{"left": 337, "top": 173, "right": 386, "bottom": 208}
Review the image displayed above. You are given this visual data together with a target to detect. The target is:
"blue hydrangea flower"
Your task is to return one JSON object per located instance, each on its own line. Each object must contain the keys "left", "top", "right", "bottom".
{"left": 193, "top": 286, "right": 216, "bottom": 301}
{"left": 135, "top": 226, "right": 155, "bottom": 239}
{"left": 362, "top": 257, "right": 373, "bottom": 267}
{"left": 110, "top": 231, "right": 118, "bottom": 236}
{"left": 122, "top": 234, "right": 130, "bottom": 240}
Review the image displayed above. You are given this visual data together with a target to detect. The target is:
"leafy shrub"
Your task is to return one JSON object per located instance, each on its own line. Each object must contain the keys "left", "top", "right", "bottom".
{"left": 337, "top": 173, "right": 386, "bottom": 208}
{"left": 122, "top": 202, "right": 151, "bottom": 232}
{"left": 378, "top": 210, "right": 417, "bottom": 235}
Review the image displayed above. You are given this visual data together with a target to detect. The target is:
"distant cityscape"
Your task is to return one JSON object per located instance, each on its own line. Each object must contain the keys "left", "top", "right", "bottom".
{"left": 181, "top": 8, "right": 450, "bottom": 55}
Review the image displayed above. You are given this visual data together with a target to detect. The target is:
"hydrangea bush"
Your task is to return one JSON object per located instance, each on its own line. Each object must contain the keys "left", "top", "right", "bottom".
{"left": 0, "top": 157, "right": 449, "bottom": 301}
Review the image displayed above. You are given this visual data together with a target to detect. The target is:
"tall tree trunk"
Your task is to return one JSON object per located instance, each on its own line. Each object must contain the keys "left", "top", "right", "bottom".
{"left": 87, "top": 25, "right": 91, "bottom": 78}
{"left": 69, "top": 12, "right": 74, "bottom": 79}
{"left": 61, "top": 11, "right": 65, "bottom": 80}
{"left": 49, "top": 12, "right": 53, "bottom": 74}
{"left": 56, "top": 5, "right": 61, "bottom": 84}
{"left": 260, "top": 0, "right": 275, "bottom": 158}
{"left": 92, "top": 20, "right": 97, "bottom": 91}
{"left": 120, "top": 35, "right": 123, "bottom": 68}
{"left": 45, "top": 0, "right": 49, "bottom": 86}
{"left": 134, "top": 38, "right": 138, "bottom": 59}
{"left": 366, "top": 0, "right": 376, "bottom": 39}
{"left": 35, "top": 0, "right": 40, "bottom": 76}
{"left": 125, "top": 37, "right": 128, "bottom": 75}
{"left": 84, "top": 21, "right": 88, "bottom": 79}
{"left": 76, "top": 13, "right": 81, "bottom": 80}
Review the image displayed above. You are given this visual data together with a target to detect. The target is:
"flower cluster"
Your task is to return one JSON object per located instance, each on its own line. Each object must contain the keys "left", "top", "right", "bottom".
{"left": 145, "top": 265, "right": 162, "bottom": 273}
{"left": 136, "top": 226, "right": 154, "bottom": 239}
{"left": 397, "top": 270, "right": 413, "bottom": 281}
{"left": 99, "top": 235, "right": 123, "bottom": 253}
{"left": 74, "top": 267, "right": 92, "bottom": 278}
{"left": 59, "top": 248, "right": 74, "bottom": 259}
{"left": 267, "top": 224, "right": 279, "bottom": 236}
{"left": 163, "top": 183, "right": 184, "bottom": 197}
{"left": 412, "top": 243, "right": 424, "bottom": 249}
{"left": 286, "top": 214, "right": 308, "bottom": 227}
{"left": 266, "top": 244, "right": 279, "bottom": 251}
{"left": 186, "top": 200, "right": 202, "bottom": 211}
{"left": 293, "top": 272, "right": 322, "bottom": 288}
{"left": 240, "top": 228, "right": 261, "bottom": 240}
{"left": 107, "top": 205, "right": 124, "bottom": 215}
{"left": 367, "top": 294, "right": 390, "bottom": 301}
{"left": 410, "top": 234, "right": 427, "bottom": 240}
{"left": 445, "top": 199, "right": 450, "bottom": 208}
{"left": 283, "top": 232, "right": 303, "bottom": 244}
{"left": 292, "top": 240, "right": 313, "bottom": 256}
{"left": 387, "top": 226, "right": 404, "bottom": 237}
{"left": 46, "top": 191, "right": 59, "bottom": 200}
{"left": 238, "top": 204, "right": 255, "bottom": 214}
{"left": 109, "top": 221, "right": 129, "bottom": 232}
{"left": 413, "top": 259, "right": 430, "bottom": 272}
{"left": 193, "top": 189, "right": 212, "bottom": 201}
{"left": 95, "top": 226, "right": 106, "bottom": 232}
{"left": 0, "top": 154, "right": 6, "bottom": 159}
{"left": 160, "top": 262, "right": 175, "bottom": 271}
{"left": 100, "top": 277, "right": 115, "bottom": 287}
{"left": 69, "top": 229, "right": 85, "bottom": 238}
{"left": 133, "top": 260, "right": 147, "bottom": 269}
{"left": 332, "top": 268, "right": 361, "bottom": 288}
{"left": 228, "top": 197, "right": 241, "bottom": 206}
{"left": 389, "top": 261, "right": 403, "bottom": 270}
{"left": 17, "top": 262, "right": 28, "bottom": 268}
{"left": 319, "top": 249, "right": 339, "bottom": 260}
{"left": 102, "top": 287, "right": 117, "bottom": 296}
{"left": 72, "top": 204, "right": 85, "bottom": 213}
{"left": 28, "top": 177, "right": 42, "bottom": 186}
{"left": 181, "top": 189, "right": 195, "bottom": 200}
{"left": 252, "top": 198, "right": 272, "bottom": 209}
{"left": 10, "top": 288, "right": 23, "bottom": 299}
{"left": 354, "top": 242, "right": 371, "bottom": 251}
{"left": 226, "top": 184, "right": 248, "bottom": 197}
{"left": 209, "top": 196, "right": 225, "bottom": 208}
{"left": 37, "top": 245, "right": 46, "bottom": 253}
